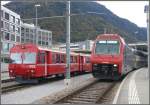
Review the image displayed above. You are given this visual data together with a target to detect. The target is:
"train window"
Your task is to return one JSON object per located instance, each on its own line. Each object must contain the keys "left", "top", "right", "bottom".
{"left": 38, "top": 52, "right": 45, "bottom": 64}
{"left": 86, "top": 57, "right": 90, "bottom": 63}
{"left": 10, "top": 53, "right": 22, "bottom": 64}
{"left": 56, "top": 54, "right": 60, "bottom": 63}
{"left": 95, "top": 40, "right": 120, "bottom": 55}
{"left": 74, "top": 56, "right": 77, "bottom": 63}
{"left": 23, "top": 52, "right": 36, "bottom": 64}
{"left": 71, "top": 56, "right": 73, "bottom": 63}
{"left": 52, "top": 53, "right": 56, "bottom": 63}
{"left": 61, "top": 54, "right": 65, "bottom": 63}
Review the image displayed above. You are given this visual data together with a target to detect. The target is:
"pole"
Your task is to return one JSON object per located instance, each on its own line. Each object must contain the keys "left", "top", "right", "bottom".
{"left": 146, "top": 8, "right": 149, "bottom": 79}
{"left": 35, "top": 4, "right": 40, "bottom": 45}
{"left": 35, "top": 6, "right": 37, "bottom": 45}
{"left": 65, "top": 0, "right": 71, "bottom": 86}
{"left": 144, "top": 5, "right": 149, "bottom": 79}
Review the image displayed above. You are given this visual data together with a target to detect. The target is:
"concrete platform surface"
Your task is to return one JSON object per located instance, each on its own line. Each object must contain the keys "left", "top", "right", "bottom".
{"left": 1, "top": 73, "right": 93, "bottom": 104}
{"left": 113, "top": 68, "right": 149, "bottom": 104}
{"left": 1, "top": 71, "right": 10, "bottom": 80}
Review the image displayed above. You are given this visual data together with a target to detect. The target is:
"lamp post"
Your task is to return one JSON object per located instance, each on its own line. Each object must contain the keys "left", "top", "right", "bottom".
{"left": 35, "top": 4, "right": 40, "bottom": 45}
{"left": 65, "top": 0, "right": 71, "bottom": 87}
{"left": 144, "top": 5, "right": 149, "bottom": 78}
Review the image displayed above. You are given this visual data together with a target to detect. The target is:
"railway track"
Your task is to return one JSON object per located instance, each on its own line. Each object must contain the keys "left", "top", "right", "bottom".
{"left": 2, "top": 83, "right": 26, "bottom": 93}
{"left": 1, "top": 72, "right": 91, "bottom": 93}
{"left": 55, "top": 81, "right": 116, "bottom": 104}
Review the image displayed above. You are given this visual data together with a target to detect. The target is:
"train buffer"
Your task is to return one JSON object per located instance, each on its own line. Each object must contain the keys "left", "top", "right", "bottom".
{"left": 113, "top": 68, "right": 149, "bottom": 104}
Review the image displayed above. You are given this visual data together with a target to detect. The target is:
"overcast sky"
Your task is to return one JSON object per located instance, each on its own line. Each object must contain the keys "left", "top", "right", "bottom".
{"left": 97, "top": 1, "right": 149, "bottom": 27}
{"left": 1, "top": 1, "right": 149, "bottom": 27}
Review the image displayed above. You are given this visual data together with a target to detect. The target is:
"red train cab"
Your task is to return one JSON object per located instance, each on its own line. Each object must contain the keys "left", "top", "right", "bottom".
{"left": 91, "top": 34, "right": 125, "bottom": 80}
{"left": 9, "top": 43, "right": 91, "bottom": 82}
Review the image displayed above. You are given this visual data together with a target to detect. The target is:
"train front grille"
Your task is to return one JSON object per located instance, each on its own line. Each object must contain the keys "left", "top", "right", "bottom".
{"left": 92, "top": 64, "right": 114, "bottom": 78}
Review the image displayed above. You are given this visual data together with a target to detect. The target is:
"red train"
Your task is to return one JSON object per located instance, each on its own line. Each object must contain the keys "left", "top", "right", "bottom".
{"left": 91, "top": 34, "right": 147, "bottom": 80}
{"left": 8, "top": 43, "right": 91, "bottom": 83}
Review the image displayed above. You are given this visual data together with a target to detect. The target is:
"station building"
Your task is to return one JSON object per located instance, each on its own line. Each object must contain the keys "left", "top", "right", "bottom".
{"left": 1, "top": 6, "right": 52, "bottom": 64}
{"left": 1, "top": 6, "right": 21, "bottom": 63}
{"left": 21, "top": 23, "right": 52, "bottom": 48}
{"left": 59, "top": 40, "right": 94, "bottom": 52}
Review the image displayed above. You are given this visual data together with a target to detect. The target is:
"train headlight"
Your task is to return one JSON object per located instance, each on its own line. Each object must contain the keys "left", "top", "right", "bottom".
{"left": 30, "top": 70, "right": 34, "bottom": 73}
{"left": 10, "top": 70, "right": 13, "bottom": 73}
{"left": 113, "top": 64, "right": 117, "bottom": 67}
{"left": 94, "top": 64, "right": 98, "bottom": 66}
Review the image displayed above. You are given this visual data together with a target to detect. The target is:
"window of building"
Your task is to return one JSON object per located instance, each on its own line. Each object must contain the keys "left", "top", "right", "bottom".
{"left": 16, "top": 36, "right": 20, "bottom": 42}
{"left": 13, "top": 25, "right": 15, "bottom": 32}
{"left": 4, "top": 22, "right": 9, "bottom": 31}
{"left": 21, "top": 27, "right": 25, "bottom": 31}
{"left": 4, "top": 32, "right": 10, "bottom": 40}
{"left": 2, "top": 42, "right": 9, "bottom": 52}
{"left": 26, "top": 34, "right": 29, "bottom": 37}
{"left": 10, "top": 24, "right": 15, "bottom": 32}
{"left": 38, "top": 41, "right": 41, "bottom": 45}
{"left": 21, "top": 33, "right": 24, "bottom": 37}
{"left": 11, "top": 34, "right": 15, "bottom": 41}
{"left": 9, "top": 43, "right": 14, "bottom": 51}
{"left": 38, "top": 34, "right": 41, "bottom": 39}
{"left": 45, "top": 35, "right": 48, "bottom": 41}
{"left": 1, "top": 31, "right": 4, "bottom": 39}
{"left": 5, "top": 12, "right": 9, "bottom": 20}
{"left": 21, "top": 38, "right": 24, "bottom": 43}
{"left": 30, "top": 29, "right": 33, "bottom": 33}
{"left": 26, "top": 28, "right": 29, "bottom": 33}
{"left": 46, "top": 42, "right": 48, "bottom": 45}
{"left": 16, "top": 27, "right": 20, "bottom": 34}
{"left": 1, "top": 21, "right": 4, "bottom": 28}
{"left": 26, "top": 39, "right": 28, "bottom": 42}
{"left": 16, "top": 18, "right": 20, "bottom": 25}
{"left": 10, "top": 15, "right": 15, "bottom": 23}
{"left": 30, "top": 34, "right": 33, "bottom": 39}
{"left": 1, "top": 10, "right": 3, "bottom": 18}
{"left": 38, "top": 31, "right": 41, "bottom": 36}
{"left": 42, "top": 41, "right": 45, "bottom": 45}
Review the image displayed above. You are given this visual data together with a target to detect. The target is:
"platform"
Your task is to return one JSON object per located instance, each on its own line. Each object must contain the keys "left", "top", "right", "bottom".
{"left": 1, "top": 74, "right": 94, "bottom": 104}
{"left": 113, "top": 68, "right": 149, "bottom": 104}
{"left": 1, "top": 71, "right": 11, "bottom": 81}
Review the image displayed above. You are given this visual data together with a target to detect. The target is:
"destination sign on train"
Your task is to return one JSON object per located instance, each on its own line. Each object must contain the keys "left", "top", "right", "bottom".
{"left": 98, "top": 40, "right": 118, "bottom": 43}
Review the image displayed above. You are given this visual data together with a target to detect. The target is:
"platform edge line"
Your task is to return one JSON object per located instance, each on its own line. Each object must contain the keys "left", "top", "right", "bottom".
{"left": 112, "top": 74, "right": 128, "bottom": 104}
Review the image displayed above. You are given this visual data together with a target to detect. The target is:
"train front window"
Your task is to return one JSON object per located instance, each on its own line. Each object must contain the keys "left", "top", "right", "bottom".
{"left": 10, "top": 52, "right": 36, "bottom": 64}
{"left": 23, "top": 52, "right": 36, "bottom": 64}
{"left": 10, "top": 53, "right": 22, "bottom": 64}
{"left": 95, "top": 40, "right": 120, "bottom": 55}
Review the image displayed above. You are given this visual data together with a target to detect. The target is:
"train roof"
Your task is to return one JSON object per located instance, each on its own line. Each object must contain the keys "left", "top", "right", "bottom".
{"left": 38, "top": 46, "right": 79, "bottom": 55}
{"left": 10, "top": 43, "right": 79, "bottom": 55}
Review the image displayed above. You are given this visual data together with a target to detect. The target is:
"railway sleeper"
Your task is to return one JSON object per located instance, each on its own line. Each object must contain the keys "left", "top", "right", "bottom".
{"left": 66, "top": 100, "right": 94, "bottom": 103}
{"left": 75, "top": 95, "right": 98, "bottom": 99}
{"left": 82, "top": 88, "right": 105, "bottom": 92}
{"left": 80, "top": 91, "right": 103, "bottom": 95}
{"left": 70, "top": 97, "right": 97, "bottom": 102}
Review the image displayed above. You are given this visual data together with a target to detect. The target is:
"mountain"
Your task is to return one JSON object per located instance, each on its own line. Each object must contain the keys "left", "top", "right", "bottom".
{"left": 4, "top": 1, "right": 147, "bottom": 44}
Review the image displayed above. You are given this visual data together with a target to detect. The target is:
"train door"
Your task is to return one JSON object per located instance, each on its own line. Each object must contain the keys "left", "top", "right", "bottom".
{"left": 37, "top": 51, "right": 47, "bottom": 76}
{"left": 79, "top": 56, "right": 84, "bottom": 72}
